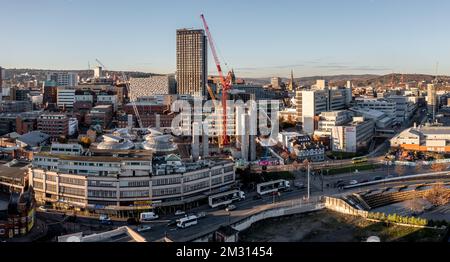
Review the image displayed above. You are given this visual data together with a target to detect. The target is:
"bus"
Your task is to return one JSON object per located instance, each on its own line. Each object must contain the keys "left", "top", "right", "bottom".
{"left": 208, "top": 190, "right": 245, "bottom": 208}
{"left": 177, "top": 215, "right": 198, "bottom": 229}
{"left": 351, "top": 156, "right": 368, "bottom": 164}
{"left": 257, "top": 179, "right": 290, "bottom": 196}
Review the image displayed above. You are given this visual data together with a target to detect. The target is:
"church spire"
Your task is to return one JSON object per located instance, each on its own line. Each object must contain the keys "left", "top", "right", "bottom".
{"left": 288, "top": 69, "right": 296, "bottom": 91}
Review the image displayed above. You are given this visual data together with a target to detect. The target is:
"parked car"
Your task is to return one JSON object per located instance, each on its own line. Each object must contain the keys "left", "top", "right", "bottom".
{"left": 225, "top": 205, "right": 236, "bottom": 212}
{"left": 175, "top": 210, "right": 186, "bottom": 216}
{"left": 137, "top": 225, "right": 152, "bottom": 232}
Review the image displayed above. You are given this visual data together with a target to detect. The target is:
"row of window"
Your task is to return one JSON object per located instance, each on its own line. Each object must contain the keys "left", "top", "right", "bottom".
{"left": 153, "top": 187, "right": 181, "bottom": 197}
{"left": 153, "top": 177, "right": 182, "bottom": 186}
{"left": 60, "top": 186, "right": 85, "bottom": 197}
{"left": 88, "top": 190, "right": 116, "bottom": 198}
{"left": 120, "top": 191, "right": 149, "bottom": 198}
{"left": 60, "top": 177, "right": 85, "bottom": 186}
{"left": 184, "top": 181, "right": 209, "bottom": 193}
{"left": 184, "top": 171, "right": 210, "bottom": 182}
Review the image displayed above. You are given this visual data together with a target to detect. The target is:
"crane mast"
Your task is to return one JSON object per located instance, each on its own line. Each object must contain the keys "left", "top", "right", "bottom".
{"left": 200, "top": 14, "right": 231, "bottom": 147}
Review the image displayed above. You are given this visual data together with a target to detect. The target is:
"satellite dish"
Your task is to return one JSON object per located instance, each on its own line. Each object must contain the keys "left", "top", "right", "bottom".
{"left": 66, "top": 236, "right": 81, "bottom": 242}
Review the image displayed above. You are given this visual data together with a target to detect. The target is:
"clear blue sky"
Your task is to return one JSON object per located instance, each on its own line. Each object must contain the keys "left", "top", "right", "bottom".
{"left": 1, "top": 0, "right": 450, "bottom": 77}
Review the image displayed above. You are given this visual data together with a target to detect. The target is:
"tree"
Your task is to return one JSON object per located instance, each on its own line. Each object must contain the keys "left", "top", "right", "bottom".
{"left": 424, "top": 183, "right": 450, "bottom": 207}
{"left": 431, "top": 163, "right": 446, "bottom": 172}
{"left": 79, "top": 136, "right": 92, "bottom": 148}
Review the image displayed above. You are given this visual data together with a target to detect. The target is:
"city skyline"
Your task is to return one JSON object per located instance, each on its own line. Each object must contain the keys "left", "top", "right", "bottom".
{"left": 2, "top": 0, "right": 450, "bottom": 77}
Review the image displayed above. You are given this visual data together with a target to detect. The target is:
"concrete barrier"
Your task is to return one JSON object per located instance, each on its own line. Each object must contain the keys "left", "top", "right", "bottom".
{"left": 343, "top": 171, "right": 450, "bottom": 190}
{"left": 324, "top": 196, "right": 368, "bottom": 218}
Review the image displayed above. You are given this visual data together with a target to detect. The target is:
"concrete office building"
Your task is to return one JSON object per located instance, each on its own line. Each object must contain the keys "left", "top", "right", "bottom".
{"left": 271, "top": 77, "right": 282, "bottom": 89}
{"left": 427, "top": 83, "right": 437, "bottom": 118}
{"left": 47, "top": 72, "right": 78, "bottom": 87}
{"left": 296, "top": 80, "right": 353, "bottom": 134}
{"left": 129, "top": 75, "right": 176, "bottom": 101}
{"left": 386, "top": 95, "right": 418, "bottom": 122}
{"left": 332, "top": 117, "right": 375, "bottom": 153}
{"left": 0, "top": 101, "right": 32, "bottom": 113}
{"left": 57, "top": 87, "right": 76, "bottom": 109}
{"left": 96, "top": 94, "right": 118, "bottom": 112}
{"left": 94, "top": 66, "right": 103, "bottom": 79}
{"left": 296, "top": 89, "right": 329, "bottom": 134}
{"left": 346, "top": 81, "right": 353, "bottom": 105}
{"left": 390, "top": 126, "right": 450, "bottom": 153}
{"left": 349, "top": 107, "right": 395, "bottom": 129}
{"left": 355, "top": 97, "right": 416, "bottom": 124}
{"left": 354, "top": 98, "right": 397, "bottom": 123}
{"left": 315, "top": 110, "right": 353, "bottom": 136}
{"left": 176, "top": 29, "right": 207, "bottom": 97}
{"left": 37, "top": 113, "right": 69, "bottom": 139}
{"left": 29, "top": 148, "right": 235, "bottom": 217}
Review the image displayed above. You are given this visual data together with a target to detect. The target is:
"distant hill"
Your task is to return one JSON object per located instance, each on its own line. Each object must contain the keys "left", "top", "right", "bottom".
{"left": 244, "top": 73, "right": 450, "bottom": 88}
{"left": 4, "top": 68, "right": 157, "bottom": 81}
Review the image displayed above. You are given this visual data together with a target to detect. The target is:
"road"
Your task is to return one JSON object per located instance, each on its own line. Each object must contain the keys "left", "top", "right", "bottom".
{"left": 37, "top": 167, "right": 445, "bottom": 242}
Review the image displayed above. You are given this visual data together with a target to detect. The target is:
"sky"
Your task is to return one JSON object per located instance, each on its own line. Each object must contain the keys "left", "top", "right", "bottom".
{"left": 1, "top": 0, "right": 450, "bottom": 78}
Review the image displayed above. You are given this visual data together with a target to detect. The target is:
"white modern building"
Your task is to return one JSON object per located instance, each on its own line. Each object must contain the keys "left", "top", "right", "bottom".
{"left": 332, "top": 117, "right": 375, "bottom": 153}
{"left": 47, "top": 72, "right": 78, "bottom": 87}
{"left": 97, "top": 94, "right": 118, "bottom": 111}
{"left": 390, "top": 126, "right": 450, "bottom": 153}
{"left": 315, "top": 110, "right": 353, "bottom": 136}
{"left": 349, "top": 107, "right": 395, "bottom": 129}
{"left": 296, "top": 80, "right": 352, "bottom": 134}
{"left": 57, "top": 87, "right": 76, "bottom": 109}
{"left": 94, "top": 66, "right": 103, "bottom": 79}
{"left": 354, "top": 97, "right": 397, "bottom": 123}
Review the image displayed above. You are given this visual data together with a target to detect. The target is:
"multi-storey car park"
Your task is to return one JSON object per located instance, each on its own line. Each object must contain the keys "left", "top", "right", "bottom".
{"left": 28, "top": 139, "right": 236, "bottom": 218}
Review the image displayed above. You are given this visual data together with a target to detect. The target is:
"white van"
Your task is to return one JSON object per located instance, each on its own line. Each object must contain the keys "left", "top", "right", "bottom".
{"left": 139, "top": 212, "right": 159, "bottom": 222}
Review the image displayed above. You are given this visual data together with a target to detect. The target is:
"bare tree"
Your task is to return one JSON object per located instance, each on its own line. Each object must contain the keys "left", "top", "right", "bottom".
{"left": 424, "top": 183, "right": 450, "bottom": 206}
{"left": 431, "top": 163, "right": 446, "bottom": 172}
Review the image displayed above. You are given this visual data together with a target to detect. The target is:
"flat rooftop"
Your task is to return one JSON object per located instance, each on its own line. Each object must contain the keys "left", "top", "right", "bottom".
{"left": 0, "top": 166, "right": 27, "bottom": 180}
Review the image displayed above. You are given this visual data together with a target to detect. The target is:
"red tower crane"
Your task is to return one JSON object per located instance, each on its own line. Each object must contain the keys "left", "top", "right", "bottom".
{"left": 200, "top": 14, "right": 231, "bottom": 147}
